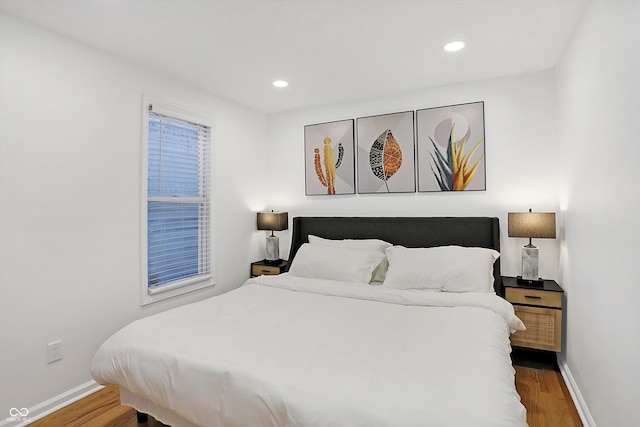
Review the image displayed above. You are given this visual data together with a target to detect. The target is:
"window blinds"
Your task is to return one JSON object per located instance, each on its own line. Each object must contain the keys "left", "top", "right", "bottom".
{"left": 146, "top": 108, "right": 211, "bottom": 294}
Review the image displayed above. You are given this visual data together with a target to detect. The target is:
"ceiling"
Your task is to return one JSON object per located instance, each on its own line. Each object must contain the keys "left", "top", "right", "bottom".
{"left": 0, "top": 0, "right": 590, "bottom": 113}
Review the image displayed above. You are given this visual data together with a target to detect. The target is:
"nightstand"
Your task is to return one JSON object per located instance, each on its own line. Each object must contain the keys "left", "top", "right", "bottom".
{"left": 250, "top": 259, "right": 288, "bottom": 278}
{"left": 502, "top": 276, "right": 564, "bottom": 352}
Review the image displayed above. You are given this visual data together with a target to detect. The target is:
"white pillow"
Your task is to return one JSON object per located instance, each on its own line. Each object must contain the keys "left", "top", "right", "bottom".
{"left": 382, "top": 245, "right": 500, "bottom": 293}
{"left": 288, "top": 243, "right": 385, "bottom": 283}
{"left": 308, "top": 235, "right": 392, "bottom": 282}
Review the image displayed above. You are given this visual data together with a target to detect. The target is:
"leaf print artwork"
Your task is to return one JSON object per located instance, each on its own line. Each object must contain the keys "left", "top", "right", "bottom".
{"left": 369, "top": 129, "right": 402, "bottom": 192}
{"left": 356, "top": 111, "right": 415, "bottom": 194}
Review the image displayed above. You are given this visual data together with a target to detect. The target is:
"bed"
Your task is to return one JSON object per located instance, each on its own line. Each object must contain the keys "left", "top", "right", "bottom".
{"left": 91, "top": 216, "right": 527, "bottom": 426}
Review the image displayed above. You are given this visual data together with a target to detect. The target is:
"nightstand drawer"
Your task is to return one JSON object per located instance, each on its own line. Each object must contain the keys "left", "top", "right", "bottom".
{"left": 251, "top": 264, "right": 282, "bottom": 276}
{"left": 511, "top": 305, "right": 562, "bottom": 352}
{"left": 250, "top": 260, "right": 288, "bottom": 277}
{"left": 505, "top": 287, "right": 562, "bottom": 308}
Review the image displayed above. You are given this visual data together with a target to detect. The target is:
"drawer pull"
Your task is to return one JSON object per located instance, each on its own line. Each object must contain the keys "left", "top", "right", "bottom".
{"left": 261, "top": 269, "right": 271, "bottom": 273}
{"left": 524, "top": 295, "right": 542, "bottom": 299}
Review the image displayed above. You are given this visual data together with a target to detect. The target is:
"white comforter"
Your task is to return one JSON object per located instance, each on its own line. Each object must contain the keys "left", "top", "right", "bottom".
{"left": 91, "top": 274, "right": 527, "bottom": 427}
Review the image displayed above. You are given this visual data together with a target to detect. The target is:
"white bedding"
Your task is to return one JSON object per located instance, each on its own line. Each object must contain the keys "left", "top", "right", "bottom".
{"left": 91, "top": 274, "right": 527, "bottom": 427}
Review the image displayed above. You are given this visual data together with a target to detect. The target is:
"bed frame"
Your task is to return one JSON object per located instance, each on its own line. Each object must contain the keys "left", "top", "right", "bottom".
{"left": 287, "top": 216, "right": 503, "bottom": 293}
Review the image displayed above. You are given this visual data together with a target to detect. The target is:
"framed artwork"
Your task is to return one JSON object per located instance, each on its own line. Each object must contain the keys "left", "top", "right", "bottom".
{"left": 416, "top": 101, "right": 486, "bottom": 192}
{"left": 304, "top": 119, "right": 355, "bottom": 195}
{"left": 356, "top": 111, "right": 415, "bottom": 193}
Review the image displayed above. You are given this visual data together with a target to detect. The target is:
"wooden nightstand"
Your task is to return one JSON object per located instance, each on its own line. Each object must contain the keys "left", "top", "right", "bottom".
{"left": 502, "top": 276, "right": 564, "bottom": 352}
{"left": 250, "top": 259, "right": 288, "bottom": 278}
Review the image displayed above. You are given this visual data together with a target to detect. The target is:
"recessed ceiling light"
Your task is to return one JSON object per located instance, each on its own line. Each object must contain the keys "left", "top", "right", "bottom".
{"left": 273, "top": 80, "right": 289, "bottom": 88}
{"left": 443, "top": 41, "right": 465, "bottom": 52}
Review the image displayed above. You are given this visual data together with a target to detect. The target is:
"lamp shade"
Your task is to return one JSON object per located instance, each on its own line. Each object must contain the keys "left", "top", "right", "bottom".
{"left": 508, "top": 211, "right": 556, "bottom": 239}
{"left": 257, "top": 211, "right": 288, "bottom": 232}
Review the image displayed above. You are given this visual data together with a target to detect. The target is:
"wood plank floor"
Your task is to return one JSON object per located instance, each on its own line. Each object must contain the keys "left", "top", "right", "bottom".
{"left": 29, "top": 365, "right": 582, "bottom": 426}
{"left": 516, "top": 365, "right": 583, "bottom": 426}
{"left": 26, "top": 384, "right": 165, "bottom": 427}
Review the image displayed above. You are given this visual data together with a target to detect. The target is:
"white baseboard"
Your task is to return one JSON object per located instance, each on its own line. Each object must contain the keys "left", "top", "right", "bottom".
{"left": 0, "top": 380, "right": 103, "bottom": 427}
{"left": 557, "top": 354, "right": 597, "bottom": 427}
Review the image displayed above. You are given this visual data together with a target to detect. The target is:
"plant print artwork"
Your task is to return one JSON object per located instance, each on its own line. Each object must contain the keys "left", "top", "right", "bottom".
{"left": 304, "top": 120, "right": 355, "bottom": 195}
{"left": 417, "top": 102, "right": 486, "bottom": 192}
{"left": 314, "top": 137, "right": 344, "bottom": 194}
{"left": 429, "top": 123, "right": 483, "bottom": 191}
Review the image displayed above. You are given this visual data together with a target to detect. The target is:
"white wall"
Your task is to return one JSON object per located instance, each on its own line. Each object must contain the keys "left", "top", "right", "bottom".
{"left": 0, "top": 13, "right": 268, "bottom": 418}
{"left": 557, "top": 1, "right": 640, "bottom": 426}
{"left": 268, "top": 71, "right": 561, "bottom": 278}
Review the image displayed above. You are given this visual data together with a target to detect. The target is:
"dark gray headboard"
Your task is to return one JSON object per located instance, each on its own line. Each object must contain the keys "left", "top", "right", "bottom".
{"left": 287, "top": 216, "right": 502, "bottom": 293}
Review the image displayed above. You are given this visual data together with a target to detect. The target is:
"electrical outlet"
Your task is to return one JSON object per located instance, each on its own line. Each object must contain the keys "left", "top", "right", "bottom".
{"left": 47, "top": 340, "right": 62, "bottom": 364}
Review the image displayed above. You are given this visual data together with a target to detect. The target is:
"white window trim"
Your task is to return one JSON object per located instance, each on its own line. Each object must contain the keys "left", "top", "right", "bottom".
{"left": 140, "top": 95, "right": 215, "bottom": 306}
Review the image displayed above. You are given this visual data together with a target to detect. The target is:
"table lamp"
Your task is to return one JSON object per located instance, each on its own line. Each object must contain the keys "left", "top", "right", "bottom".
{"left": 508, "top": 209, "right": 556, "bottom": 285}
{"left": 257, "top": 211, "right": 288, "bottom": 263}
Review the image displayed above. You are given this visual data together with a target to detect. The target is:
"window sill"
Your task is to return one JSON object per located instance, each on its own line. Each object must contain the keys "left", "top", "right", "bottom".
{"left": 141, "top": 276, "right": 215, "bottom": 306}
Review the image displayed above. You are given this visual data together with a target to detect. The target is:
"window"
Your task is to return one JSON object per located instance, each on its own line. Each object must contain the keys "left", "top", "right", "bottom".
{"left": 142, "top": 100, "right": 213, "bottom": 303}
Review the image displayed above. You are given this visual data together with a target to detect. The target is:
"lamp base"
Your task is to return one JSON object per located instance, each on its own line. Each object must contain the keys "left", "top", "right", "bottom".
{"left": 265, "top": 235, "right": 280, "bottom": 262}
{"left": 516, "top": 276, "right": 544, "bottom": 286}
{"left": 521, "top": 245, "right": 540, "bottom": 282}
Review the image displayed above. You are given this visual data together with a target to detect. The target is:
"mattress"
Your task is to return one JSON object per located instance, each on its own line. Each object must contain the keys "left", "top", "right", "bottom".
{"left": 91, "top": 274, "right": 527, "bottom": 426}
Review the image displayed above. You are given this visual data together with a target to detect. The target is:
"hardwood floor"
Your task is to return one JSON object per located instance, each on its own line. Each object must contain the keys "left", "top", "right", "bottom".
{"left": 27, "top": 385, "right": 166, "bottom": 427}
{"left": 516, "top": 365, "right": 583, "bottom": 427}
{"left": 512, "top": 348, "right": 583, "bottom": 427}
{"left": 30, "top": 366, "right": 582, "bottom": 426}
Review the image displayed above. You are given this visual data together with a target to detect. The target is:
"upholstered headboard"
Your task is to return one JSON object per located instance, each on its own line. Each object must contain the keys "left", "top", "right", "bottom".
{"left": 287, "top": 216, "right": 502, "bottom": 293}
